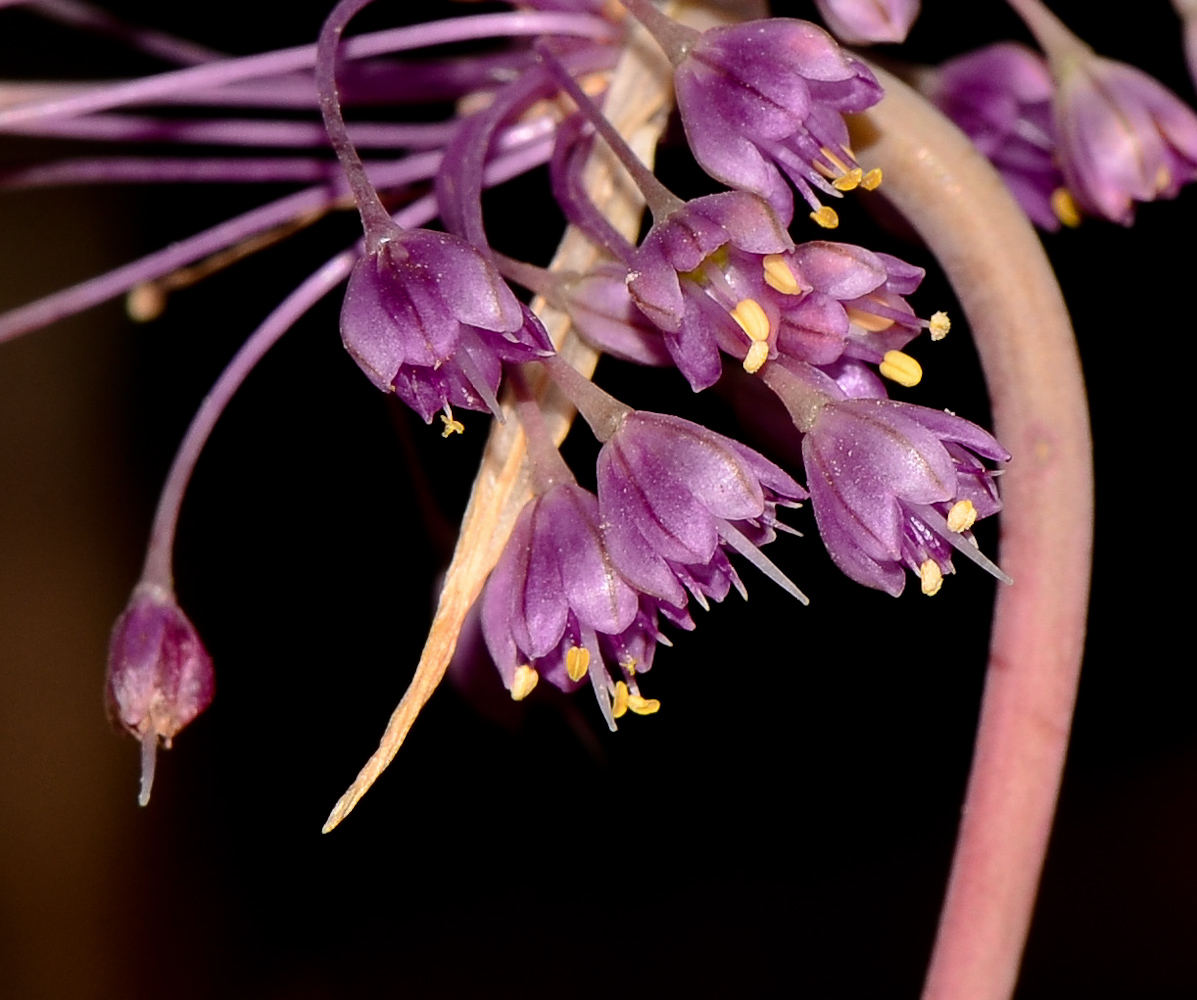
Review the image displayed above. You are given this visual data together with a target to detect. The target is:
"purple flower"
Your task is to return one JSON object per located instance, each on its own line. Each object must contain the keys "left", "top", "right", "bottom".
{"left": 672, "top": 18, "right": 884, "bottom": 223}
{"left": 597, "top": 411, "right": 808, "bottom": 609}
{"left": 814, "top": 0, "right": 920, "bottom": 45}
{"left": 1055, "top": 54, "right": 1197, "bottom": 224}
{"left": 625, "top": 191, "right": 793, "bottom": 388}
{"left": 799, "top": 389, "right": 1010, "bottom": 596}
{"left": 779, "top": 242, "right": 936, "bottom": 363}
{"left": 481, "top": 482, "right": 672, "bottom": 728}
{"left": 106, "top": 584, "right": 215, "bottom": 806}
{"left": 556, "top": 264, "right": 674, "bottom": 367}
{"left": 932, "top": 44, "right": 1069, "bottom": 231}
{"left": 341, "top": 229, "right": 553, "bottom": 421}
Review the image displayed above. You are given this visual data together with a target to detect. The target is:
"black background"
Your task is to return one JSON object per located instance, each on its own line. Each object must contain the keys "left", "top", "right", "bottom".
{"left": 0, "top": 1, "right": 1193, "bottom": 997}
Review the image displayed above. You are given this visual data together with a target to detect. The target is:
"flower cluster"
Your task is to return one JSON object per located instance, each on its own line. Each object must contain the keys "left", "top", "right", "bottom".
{"left": 23, "top": 0, "right": 1194, "bottom": 812}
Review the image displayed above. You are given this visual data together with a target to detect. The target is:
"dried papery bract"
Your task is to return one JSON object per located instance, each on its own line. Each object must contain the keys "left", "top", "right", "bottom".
{"left": 106, "top": 585, "right": 215, "bottom": 806}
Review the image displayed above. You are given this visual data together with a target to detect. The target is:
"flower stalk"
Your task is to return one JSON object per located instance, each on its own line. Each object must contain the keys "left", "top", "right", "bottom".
{"left": 854, "top": 63, "right": 1093, "bottom": 1000}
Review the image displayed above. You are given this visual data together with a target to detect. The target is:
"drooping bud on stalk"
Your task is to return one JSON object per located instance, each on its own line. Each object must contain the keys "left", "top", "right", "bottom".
{"left": 106, "top": 584, "right": 215, "bottom": 806}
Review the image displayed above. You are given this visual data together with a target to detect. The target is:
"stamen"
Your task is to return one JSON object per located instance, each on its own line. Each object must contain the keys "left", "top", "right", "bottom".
{"left": 832, "top": 168, "right": 864, "bottom": 192}
{"left": 565, "top": 645, "right": 590, "bottom": 682}
{"left": 730, "top": 299, "right": 770, "bottom": 342}
{"left": 880, "top": 350, "right": 923, "bottom": 387}
{"left": 861, "top": 168, "right": 883, "bottom": 191}
{"left": 623, "top": 658, "right": 637, "bottom": 677}
{"left": 919, "top": 559, "right": 944, "bottom": 596}
{"left": 1051, "top": 188, "right": 1081, "bottom": 228}
{"left": 440, "top": 406, "right": 465, "bottom": 437}
{"left": 810, "top": 205, "right": 839, "bottom": 229}
{"left": 743, "top": 340, "right": 769, "bottom": 373}
{"left": 818, "top": 146, "right": 853, "bottom": 176}
{"left": 929, "top": 311, "right": 951, "bottom": 341}
{"left": 845, "top": 305, "right": 894, "bottom": 332}
{"left": 612, "top": 680, "right": 630, "bottom": 719}
{"left": 946, "top": 499, "right": 978, "bottom": 533}
{"left": 510, "top": 664, "right": 539, "bottom": 701}
{"left": 627, "top": 694, "right": 661, "bottom": 715}
{"left": 762, "top": 254, "right": 802, "bottom": 295}
{"left": 1155, "top": 164, "right": 1172, "bottom": 193}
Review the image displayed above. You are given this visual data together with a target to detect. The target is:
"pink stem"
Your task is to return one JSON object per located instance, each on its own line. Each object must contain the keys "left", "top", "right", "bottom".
{"left": 855, "top": 67, "right": 1093, "bottom": 1000}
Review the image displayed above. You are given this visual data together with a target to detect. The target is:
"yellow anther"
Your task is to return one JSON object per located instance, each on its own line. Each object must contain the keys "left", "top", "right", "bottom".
{"left": 612, "top": 681, "right": 630, "bottom": 719}
{"left": 946, "top": 499, "right": 978, "bottom": 533}
{"left": 743, "top": 340, "right": 769, "bottom": 374}
{"left": 919, "top": 559, "right": 944, "bottom": 596}
{"left": 627, "top": 694, "right": 661, "bottom": 716}
{"left": 861, "top": 168, "right": 883, "bottom": 191}
{"left": 623, "top": 658, "right": 637, "bottom": 677}
{"left": 832, "top": 167, "right": 864, "bottom": 192}
{"left": 880, "top": 350, "right": 923, "bottom": 387}
{"left": 929, "top": 311, "right": 951, "bottom": 341}
{"left": 440, "top": 406, "right": 465, "bottom": 437}
{"left": 845, "top": 304, "right": 894, "bottom": 332}
{"left": 1051, "top": 188, "right": 1082, "bottom": 228}
{"left": 810, "top": 205, "right": 839, "bottom": 229}
{"left": 510, "top": 665, "right": 539, "bottom": 701}
{"left": 730, "top": 298, "right": 770, "bottom": 342}
{"left": 762, "top": 253, "right": 802, "bottom": 295}
{"left": 565, "top": 645, "right": 590, "bottom": 682}
{"left": 1156, "top": 164, "right": 1173, "bottom": 193}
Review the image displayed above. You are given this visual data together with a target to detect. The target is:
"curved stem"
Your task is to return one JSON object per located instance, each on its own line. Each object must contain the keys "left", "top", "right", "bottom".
{"left": 853, "top": 66, "right": 1093, "bottom": 1000}
{"left": 136, "top": 139, "right": 555, "bottom": 591}
{"left": 316, "top": 0, "right": 397, "bottom": 245}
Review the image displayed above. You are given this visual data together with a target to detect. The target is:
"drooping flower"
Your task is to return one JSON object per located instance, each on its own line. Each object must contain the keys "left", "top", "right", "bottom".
{"left": 814, "top": 0, "right": 920, "bottom": 45}
{"left": 106, "top": 584, "right": 215, "bottom": 806}
{"left": 597, "top": 410, "right": 809, "bottom": 609}
{"left": 669, "top": 17, "right": 885, "bottom": 223}
{"left": 930, "top": 43, "right": 1070, "bottom": 231}
{"left": 481, "top": 481, "right": 674, "bottom": 728}
{"left": 341, "top": 230, "right": 554, "bottom": 422}
{"left": 1054, "top": 53, "right": 1197, "bottom": 225}
{"left": 758, "top": 359, "right": 1008, "bottom": 595}
{"left": 624, "top": 191, "right": 794, "bottom": 388}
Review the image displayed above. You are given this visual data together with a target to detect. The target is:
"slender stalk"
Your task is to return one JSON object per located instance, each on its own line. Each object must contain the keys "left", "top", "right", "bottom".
{"left": 0, "top": 11, "right": 618, "bottom": 128}
{"left": 853, "top": 65, "right": 1093, "bottom": 1000}
{"left": 0, "top": 120, "right": 555, "bottom": 342}
{"left": 535, "top": 41, "right": 683, "bottom": 219}
{"left": 1004, "top": 0, "right": 1093, "bottom": 71}
{"left": 316, "top": 0, "right": 398, "bottom": 245}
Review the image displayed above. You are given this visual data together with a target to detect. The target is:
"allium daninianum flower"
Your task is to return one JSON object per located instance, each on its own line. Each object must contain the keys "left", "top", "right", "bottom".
{"left": 341, "top": 229, "right": 553, "bottom": 421}
{"left": 671, "top": 18, "right": 884, "bottom": 223}
{"left": 106, "top": 584, "right": 215, "bottom": 806}
{"left": 597, "top": 411, "right": 808, "bottom": 609}
{"left": 481, "top": 482, "right": 670, "bottom": 727}
{"left": 1055, "top": 53, "right": 1197, "bottom": 225}
{"left": 800, "top": 389, "right": 1009, "bottom": 596}
{"left": 931, "top": 43, "right": 1069, "bottom": 231}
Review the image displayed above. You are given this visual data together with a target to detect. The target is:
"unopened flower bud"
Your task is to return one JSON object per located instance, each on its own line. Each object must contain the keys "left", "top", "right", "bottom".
{"left": 106, "top": 584, "right": 214, "bottom": 806}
